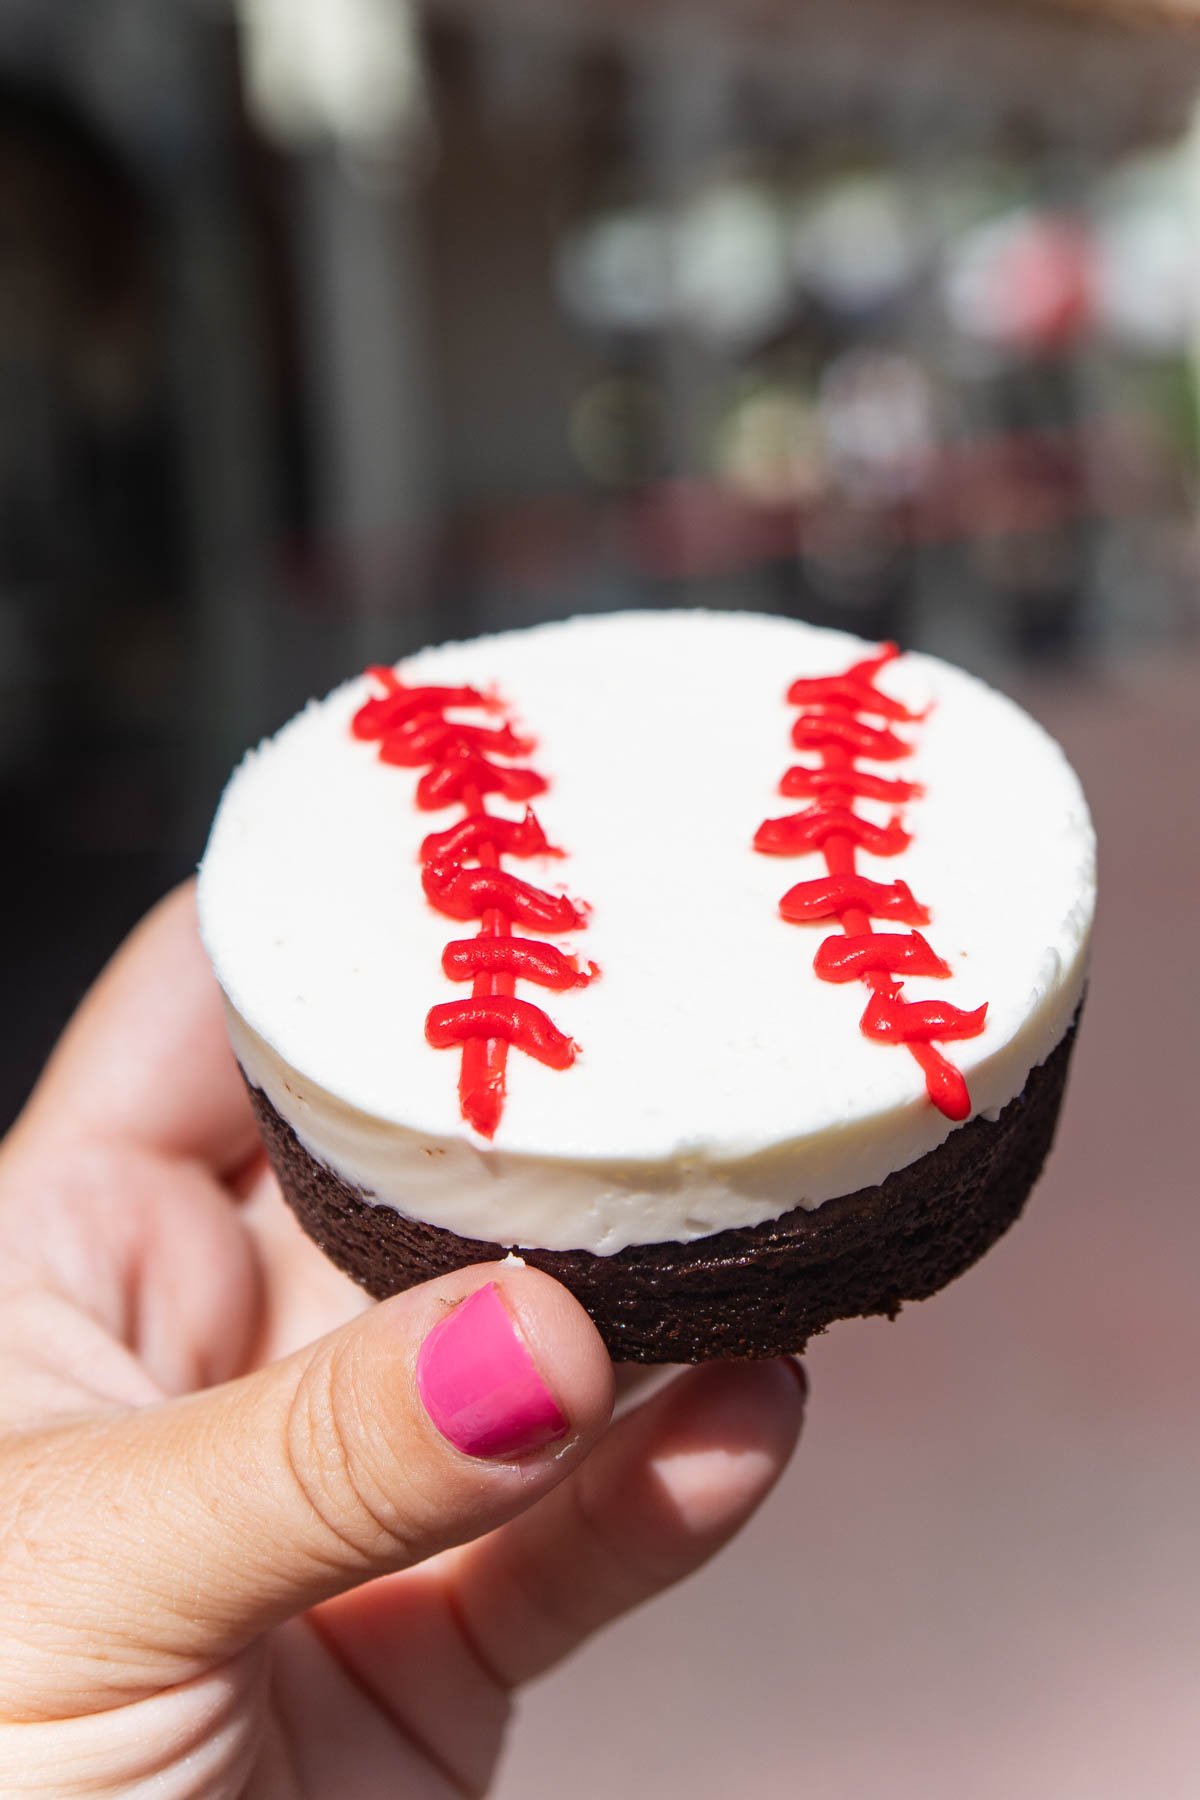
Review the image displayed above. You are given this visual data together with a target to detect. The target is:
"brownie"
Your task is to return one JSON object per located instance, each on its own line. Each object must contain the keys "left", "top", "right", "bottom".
{"left": 247, "top": 1014, "right": 1079, "bottom": 1363}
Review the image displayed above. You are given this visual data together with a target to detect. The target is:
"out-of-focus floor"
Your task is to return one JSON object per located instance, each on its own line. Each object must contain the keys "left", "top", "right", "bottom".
{"left": 495, "top": 651, "right": 1200, "bottom": 1800}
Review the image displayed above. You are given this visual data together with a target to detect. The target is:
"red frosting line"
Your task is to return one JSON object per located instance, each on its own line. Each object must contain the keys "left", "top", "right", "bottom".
{"left": 419, "top": 808, "right": 559, "bottom": 865}
{"left": 426, "top": 997, "right": 577, "bottom": 1068}
{"left": 441, "top": 937, "right": 594, "bottom": 990}
{"left": 785, "top": 673, "right": 925, "bottom": 721}
{"left": 790, "top": 713, "right": 912, "bottom": 762}
{"left": 859, "top": 991, "right": 988, "bottom": 1043}
{"left": 812, "top": 930, "right": 952, "bottom": 984}
{"left": 780, "top": 875, "right": 930, "bottom": 926}
{"left": 420, "top": 862, "right": 585, "bottom": 931}
{"left": 755, "top": 807, "right": 912, "bottom": 857}
{"left": 779, "top": 766, "right": 923, "bottom": 803}
{"left": 377, "top": 717, "right": 534, "bottom": 768}
{"left": 351, "top": 671, "right": 592, "bottom": 1139}
{"left": 755, "top": 642, "right": 987, "bottom": 1121}
{"left": 352, "top": 679, "right": 491, "bottom": 739}
{"left": 415, "top": 748, "right": 547, "bottom": 811}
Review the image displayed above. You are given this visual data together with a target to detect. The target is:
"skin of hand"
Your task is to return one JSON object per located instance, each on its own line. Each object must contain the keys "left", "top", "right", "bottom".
{"left": 0, "top": 887, "right": 806, "bottom": 1799}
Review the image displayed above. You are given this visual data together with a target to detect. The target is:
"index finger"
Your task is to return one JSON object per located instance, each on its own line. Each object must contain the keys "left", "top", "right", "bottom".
{"left": 11, "top": 883, "right": 260, "bottom": 1177}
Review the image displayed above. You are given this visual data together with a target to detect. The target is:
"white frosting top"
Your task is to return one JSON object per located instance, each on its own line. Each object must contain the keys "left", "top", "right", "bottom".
{"left": 198, "top": 610, "right": 1094, "bottom": 1254}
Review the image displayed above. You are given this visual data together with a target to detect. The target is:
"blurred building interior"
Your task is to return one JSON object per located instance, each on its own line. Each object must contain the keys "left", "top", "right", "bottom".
{"left": 3, "top": 1, "right": 1200, "bottom": 1126}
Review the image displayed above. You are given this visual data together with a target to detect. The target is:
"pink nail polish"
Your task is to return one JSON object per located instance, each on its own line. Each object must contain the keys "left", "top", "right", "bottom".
{"left": 417, "top": 1282, "right": 568, "bottom": 1459}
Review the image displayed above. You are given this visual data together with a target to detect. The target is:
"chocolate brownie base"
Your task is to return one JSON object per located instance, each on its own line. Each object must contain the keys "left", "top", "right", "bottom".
{"left": 248, "top": 1019, "right": 1078, "bottom": 1362}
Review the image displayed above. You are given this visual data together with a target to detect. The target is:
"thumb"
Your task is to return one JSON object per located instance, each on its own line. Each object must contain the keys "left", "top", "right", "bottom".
{"left": 1, "top": 1264, "right": 613, "bottom": 1720}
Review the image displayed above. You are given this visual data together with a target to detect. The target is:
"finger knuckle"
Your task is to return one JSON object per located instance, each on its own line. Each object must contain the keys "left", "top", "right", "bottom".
{"left": 282, "top": 1341, "right": 417, "bottom": 1570}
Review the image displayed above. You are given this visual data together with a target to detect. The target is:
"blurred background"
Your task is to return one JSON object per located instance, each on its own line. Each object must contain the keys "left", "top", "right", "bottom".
{"left": 0, "top": 0, "right": 1197, "bottom": 1792}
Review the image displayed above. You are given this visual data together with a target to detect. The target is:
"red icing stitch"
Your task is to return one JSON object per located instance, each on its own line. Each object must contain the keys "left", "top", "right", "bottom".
{"left": 419, "top": 809, "right": 560, "bottom": 865}
{"left": 755, "top": 642, "right": 987, "bottom": 1122}
{"left": 779, "top": 875, "right": 929, "bottom": 926}
{"left": 779, "top": 766, "right": 923, "bottom": 804}
{"left": 420, "top": 862, "right": 584, "bottom": 931}
{"left": 441, "top": 938, "right": 594, "bottom": 989}
{"left": 755, "top": 807, "right": 912, "bottom": 857}
{"left": 426, "top": 997, "right": 576, "bottom": 1068}
{"left": 416, "top": 747, "right": 546, "bottom": 811}
{"left": 377, "top": 717, "right": 534, "bottom": 767}
{"left": 352, "top": 671, "right": 593, "bottom": 1138}
{"left": 812, "top": 931, "right": 951, "bottom": 984}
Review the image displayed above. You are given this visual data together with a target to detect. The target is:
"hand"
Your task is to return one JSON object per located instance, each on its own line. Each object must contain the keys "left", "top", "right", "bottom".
{"left": 0, "top": 887, "right": 805, "bottom": 1797}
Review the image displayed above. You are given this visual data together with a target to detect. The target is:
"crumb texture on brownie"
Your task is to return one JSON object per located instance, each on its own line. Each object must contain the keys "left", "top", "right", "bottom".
{"left": 248, "top": 1020, "right": 1077, "bottom": 1362}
